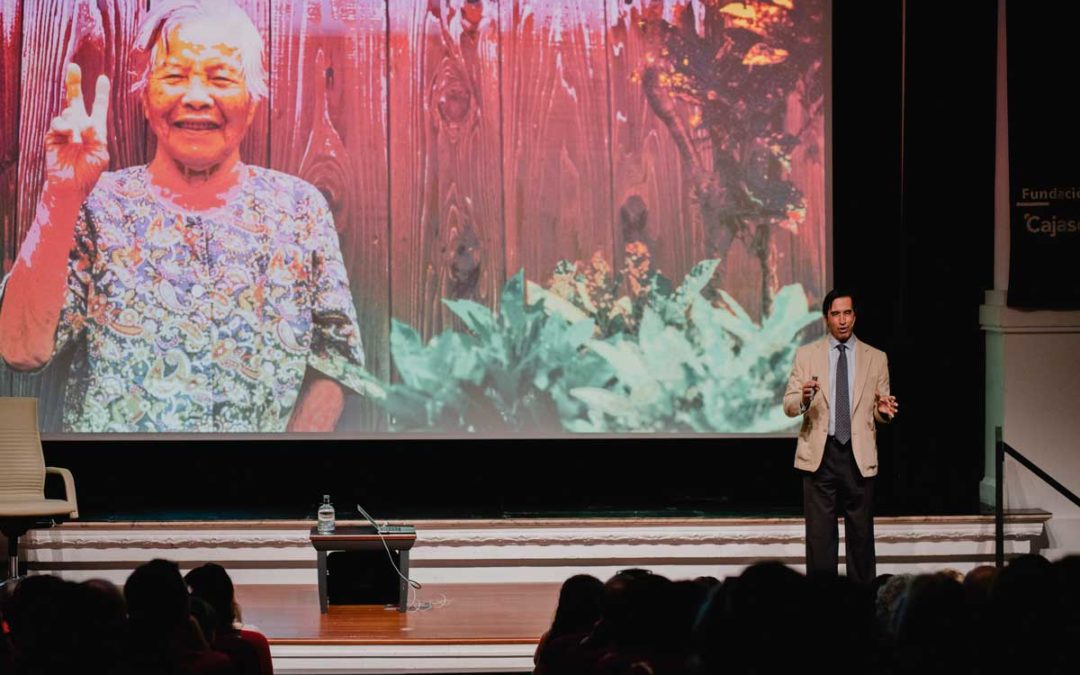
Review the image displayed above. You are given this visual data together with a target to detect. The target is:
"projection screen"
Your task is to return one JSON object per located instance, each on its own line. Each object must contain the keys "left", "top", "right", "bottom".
{"left": 0, "top": 0, "right": 830, "bottom": 437}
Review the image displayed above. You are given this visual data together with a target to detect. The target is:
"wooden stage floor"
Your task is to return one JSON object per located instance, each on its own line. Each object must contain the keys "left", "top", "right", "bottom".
{"left": 237, "top": 583, "right": 558, "bottom": 644}
{"left": 235, "top": 584, "right": 558, "bottom": 672}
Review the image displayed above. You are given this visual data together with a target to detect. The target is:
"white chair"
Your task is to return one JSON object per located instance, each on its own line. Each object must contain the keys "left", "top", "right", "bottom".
{"left": 0, "top": 397, "right": 78, "bottom": 583}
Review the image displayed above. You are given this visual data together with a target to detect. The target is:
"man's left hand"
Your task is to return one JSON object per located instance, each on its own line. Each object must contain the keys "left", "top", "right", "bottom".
{"left": 875, "top": 392, "right": 899, "bottom": 418}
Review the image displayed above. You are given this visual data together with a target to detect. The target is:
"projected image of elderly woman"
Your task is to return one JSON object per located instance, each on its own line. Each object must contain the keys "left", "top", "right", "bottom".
{"left": 0, "top": 0, "right": 367, "bottom": 432}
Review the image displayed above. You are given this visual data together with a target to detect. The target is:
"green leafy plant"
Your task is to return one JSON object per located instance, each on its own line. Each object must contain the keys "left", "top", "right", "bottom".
{"left": 372, "top": 252, "right": 819, "bottom": 433}
{"left": 378, "top": 271, "right": 610, "bottom": 432}
{"left": 564, "top": 260, "right": 820, "bottom": 433}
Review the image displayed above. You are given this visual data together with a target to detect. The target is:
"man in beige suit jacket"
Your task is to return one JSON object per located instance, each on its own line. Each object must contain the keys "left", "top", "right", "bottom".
{"left": 783, "top": 290, "right": 898, "bottom": 585}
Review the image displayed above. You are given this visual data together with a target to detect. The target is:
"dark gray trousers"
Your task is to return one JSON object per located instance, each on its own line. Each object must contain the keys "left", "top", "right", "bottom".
{"left": 802, "top": 435, "right": 876, "bottom": 585}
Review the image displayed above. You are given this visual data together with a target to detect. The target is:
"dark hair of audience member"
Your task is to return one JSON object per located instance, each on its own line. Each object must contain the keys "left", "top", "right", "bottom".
{"left": 987, "top": 554, "right": 1059, "bottom": 674}
{"left": 894, "top": 572, "right": 973, "bottom": 675}
{"left": 120, "top": 558, "right": 235, "bottom": 675}
{"left": 587, "top": 569, "right": 646, "bottom": 649}
{"left": 548, "top": 574, "right": 604, "bottom": 638}
{"left": 808, "top": 572, "right": 877, "bottom": 667}
{"left": 2, "top": 575, "right": 130, "bottom": 674}
{"left": 871, "top": 572, "right": 894, "bottom": 598}
{"left": 185, "top": 563, "right": 239, "bottom": 635}
{"left": 1054, "top": 555, "right": 1080, "bottom": 672}
{"left": 1054, "top": 555, "right": 1080, "bottom": 624}
{"left": 73, "top": 578, "right": 129, "bottom": 672}
{"left": 189, "top": 596, "right": 219, "bottom": 645}
{"left": 185, "top": 562, "right": 274, "bottom": 675}
{"left": 695, "top": 562, "right": 810, "bottom": 675}
{"left": 124, "top": 558, "right": 192, "bottom": 635}
{"left": 962, "top": 565, "right": 997, "bottom": 615}
{"left": 533, "top": 574, "right": 604, "bottom": 675}
{"left": 591, "top": 571, "right": 693, "bottom": 675}
{"left": 612, "top": 572, "right": 674, "bottom": 652}
{"left": 3, "top": 575, "right": 80, "bottom": 673}
{"left": 669, "top": 579, "right": 709, "bottom": 645}
{"left": 990, "top": 554, "right": 1056, "bottom": 630}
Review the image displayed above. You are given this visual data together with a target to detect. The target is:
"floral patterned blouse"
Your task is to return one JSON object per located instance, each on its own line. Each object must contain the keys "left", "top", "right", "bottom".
{"left": 49, "top": 165, "right": 367, "bottom": 432}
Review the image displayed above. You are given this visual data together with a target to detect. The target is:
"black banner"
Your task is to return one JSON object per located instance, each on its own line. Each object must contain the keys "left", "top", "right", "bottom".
{"left": 1006, "top": 2, "right": 1080, "bottom": 309}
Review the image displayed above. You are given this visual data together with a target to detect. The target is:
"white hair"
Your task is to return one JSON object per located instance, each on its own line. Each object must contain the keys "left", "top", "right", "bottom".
{"left": 132, "top": 0, "right": 267, "bottom": 102}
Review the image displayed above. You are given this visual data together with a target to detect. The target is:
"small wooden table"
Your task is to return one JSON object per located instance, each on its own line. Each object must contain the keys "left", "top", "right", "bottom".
{"left": 309, "top": 525, "right": 417, "bottom": 613}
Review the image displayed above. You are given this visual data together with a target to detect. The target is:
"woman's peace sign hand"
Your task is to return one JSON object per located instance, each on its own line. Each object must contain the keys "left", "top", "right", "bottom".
{"left": 44, "top": 63, "right": 110, "bottom": 197}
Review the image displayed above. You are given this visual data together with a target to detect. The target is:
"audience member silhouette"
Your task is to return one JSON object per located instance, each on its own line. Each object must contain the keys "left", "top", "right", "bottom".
{"left": 2, "top": 554, "right": 1077, "bottom": 675}
{"left": 1053, "top": 556, "right": 1080, "bottom": 674}
{"left": 986, "top": 553, "right": 1061, "bottom": 674}
{"left": 185, "top": 563, "right": 273, "bottom": 675}
{"left": 189, "top": 596, "right": 220, "bottom": 646}
{"left": 73, "top": 579, "right": 129, "bottom": 674}
{"left": 0, "top": 604, "right": 11, "bottom": 674}
{"left": 893, "top": 572, "right": 974, "bottom": 675}
{"left": 534, "top": 574, "right": 604, "bottom": 675}
{"left": 695, "top": 561, "right": 814, "bottom": 675}
{"left": 592, "top": 572, "right": 689, "bottom": 675}
{"left": 2, "top": 574, "right": 80, "bottom": 674}
{"left": 118, "top": 558, "right": 235, "bottom": 675}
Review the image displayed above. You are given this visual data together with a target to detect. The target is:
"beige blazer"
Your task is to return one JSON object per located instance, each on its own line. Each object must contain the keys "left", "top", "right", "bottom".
{"left": 783, "top": 336, "right": 892, "bottom": 477}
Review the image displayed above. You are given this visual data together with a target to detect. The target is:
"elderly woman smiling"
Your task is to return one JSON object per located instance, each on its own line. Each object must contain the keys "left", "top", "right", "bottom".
{"left": 0, "top": 0, "right": 367, "bottom": 432}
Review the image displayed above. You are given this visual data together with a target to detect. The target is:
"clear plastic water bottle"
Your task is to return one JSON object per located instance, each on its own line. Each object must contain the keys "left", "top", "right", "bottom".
{"left": 317, "top": 495, "right": 335, "bottom": 533}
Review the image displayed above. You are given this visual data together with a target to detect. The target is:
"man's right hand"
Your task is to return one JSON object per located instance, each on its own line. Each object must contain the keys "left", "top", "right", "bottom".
{"left": 45, "top": 63, "right": 110, "bottom": 197}
{"left": 801, "top": 379, "right": 819, "bottom": 407}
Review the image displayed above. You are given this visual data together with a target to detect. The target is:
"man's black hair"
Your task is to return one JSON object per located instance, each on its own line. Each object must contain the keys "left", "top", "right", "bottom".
{"left": 822, "top": 289, "right": 857, "bottom": 317}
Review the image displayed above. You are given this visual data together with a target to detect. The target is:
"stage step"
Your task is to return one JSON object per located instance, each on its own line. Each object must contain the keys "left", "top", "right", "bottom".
{"left": 11, "top": 511, "right": 1051, "bottom": 585}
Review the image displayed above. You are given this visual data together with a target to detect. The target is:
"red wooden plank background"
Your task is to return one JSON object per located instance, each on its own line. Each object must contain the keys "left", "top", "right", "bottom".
{"left": 0, "top": 0, "right": 828, "bottom": 428}
{"left": 501, "top": 0, "right": 614, "bottom": 285}
{"left": 388, "top": 0, "right": 504, "bottom": 340}
{"left": 606, "top": 0, "right": 698, "bottom": 285}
